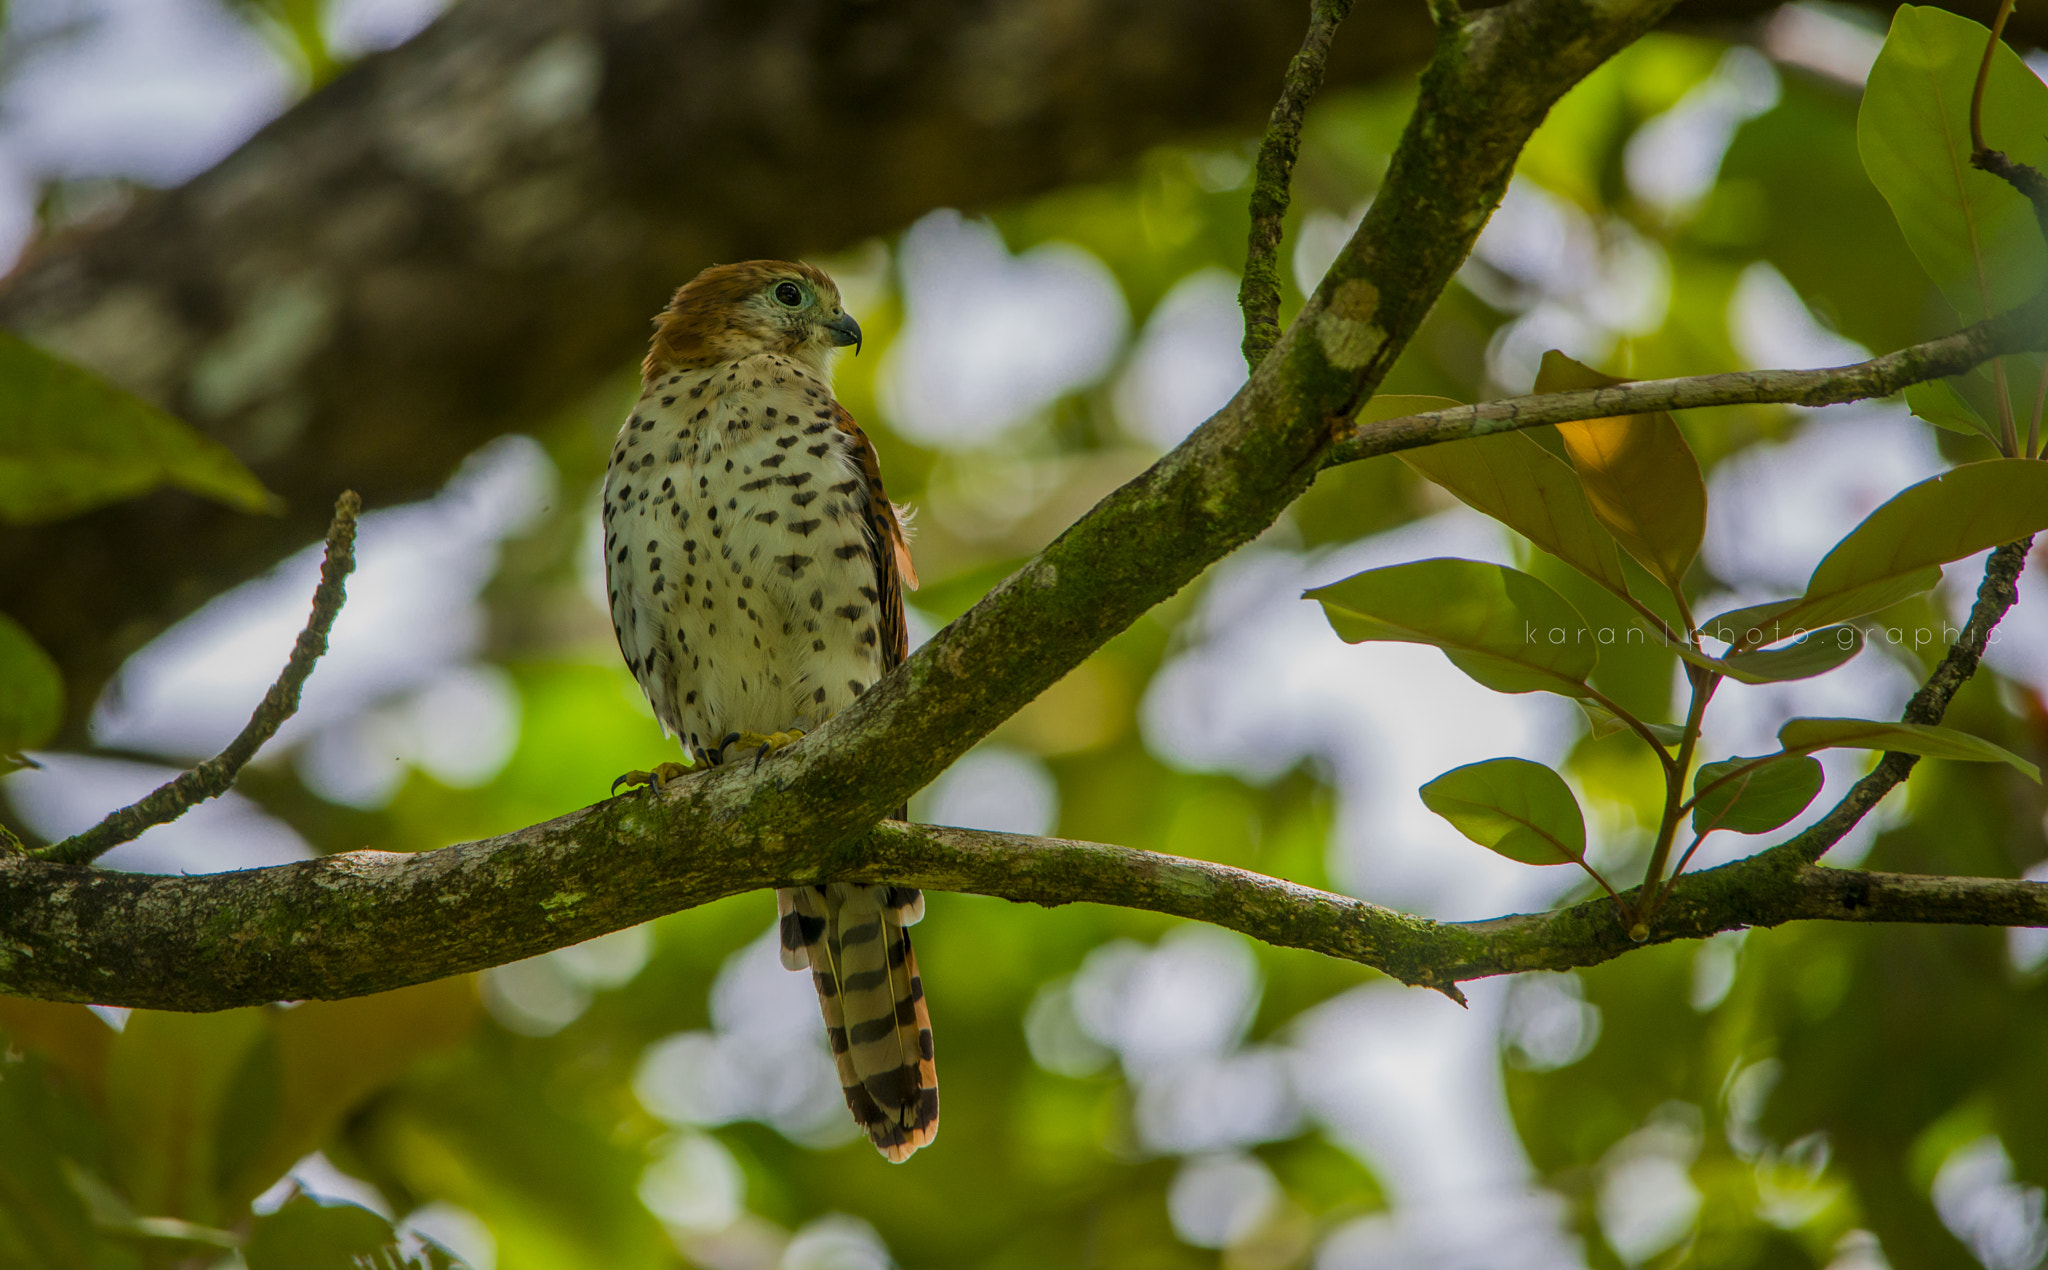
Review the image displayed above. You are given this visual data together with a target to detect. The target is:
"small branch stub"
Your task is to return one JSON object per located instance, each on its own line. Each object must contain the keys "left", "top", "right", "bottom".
{"left": 36, "top": 491, "right": 362, "bottom": 866}
{"left": 1239, "top": 0, "right": 1353, "bottom": 371}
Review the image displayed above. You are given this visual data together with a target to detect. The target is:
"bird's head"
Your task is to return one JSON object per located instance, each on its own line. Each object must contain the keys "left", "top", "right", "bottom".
{"left": 644, "top": 260, "right": 862, "bottom": 379}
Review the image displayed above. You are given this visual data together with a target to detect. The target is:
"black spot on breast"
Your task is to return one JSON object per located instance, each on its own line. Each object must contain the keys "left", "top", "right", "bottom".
{"left": 807, "top": 443, "right": 831, "bottom": 457}
{"left": 791, "top": 519, "right": 821, "bottom": 535}
{"left": 777, "top": 435, "right": 800, "bottom": 449}
{"left": 740, "top": 477, "right": 773, "bottom": 492}
{"left": 756, "top": 511, "right": 779, "bottom": 524}
{"left": 762, "top": 453, "right": 786, "bottom": 468}
{"left": 834, "top": 543, "right": 864, "bottom": 560}
{"left": 813, "top": 687, "right": 828, "bottom": 703}
{"left": 777, "top": 553, "right": 813, "bottom": 575}
{"left": 848, "top": 680, "right": 867, "bottom": 697}
{"left": 835, "top": 604, "right": 863, "bottom": 621}
{"left": 778, "top": 472, "right": 813, "bottom": 487}
{"left": 791, "top": 490, "right": 818, "bottom": 507}
{"left": 809, "top": 589, "right": 824, "bottom": 611}
{"left": 662, "top": 395, "right": 676, "bottom": 406}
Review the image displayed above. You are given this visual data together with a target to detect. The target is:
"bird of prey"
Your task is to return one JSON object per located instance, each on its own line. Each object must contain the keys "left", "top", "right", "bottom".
{"left": 601, "top": 261, "right": 935, "bottom": 1161}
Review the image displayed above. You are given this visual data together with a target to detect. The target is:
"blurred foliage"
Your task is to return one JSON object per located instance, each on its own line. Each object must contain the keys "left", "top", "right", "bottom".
{"left": 2, "top": 9, "right": 2048, "bottom": 1270}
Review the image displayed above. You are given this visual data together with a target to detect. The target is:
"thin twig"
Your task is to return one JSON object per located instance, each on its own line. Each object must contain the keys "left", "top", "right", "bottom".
{"left": 37, "top": 492, "right": 362, "bottom": 866}
{"left": 1239, "top": 0, "right": 1354, "bottom": 371}
{"left": 1324, "top": 300, "right": 2048, "bottom": 465}
{"left": 1762, "top": 535, "right": 2035, "bottom": 868}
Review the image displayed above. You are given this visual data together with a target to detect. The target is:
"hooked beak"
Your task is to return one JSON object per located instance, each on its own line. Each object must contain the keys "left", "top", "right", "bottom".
{"left": 825, "top": 311, "right": 863, "bottom": 354}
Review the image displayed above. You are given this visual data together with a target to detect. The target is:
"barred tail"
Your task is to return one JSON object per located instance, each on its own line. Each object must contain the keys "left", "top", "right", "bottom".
{"left": 778, "top": 883, "right": 938, "bottom": 1161}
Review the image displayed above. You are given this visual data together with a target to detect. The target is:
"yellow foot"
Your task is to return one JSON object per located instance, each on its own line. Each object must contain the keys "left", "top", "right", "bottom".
{"left": 719, "top": 729, "right": 807, "bottom": 770}
{"left": 611, "top": 761, "right": 691, "bottom": 795}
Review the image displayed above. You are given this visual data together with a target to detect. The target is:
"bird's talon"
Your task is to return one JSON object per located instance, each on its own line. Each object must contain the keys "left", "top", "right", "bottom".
{"left": 611, "top": 761, "right": 691, "bottom": 794}
{"left": 720, "top": 729, "right": 808, "bottom": 769}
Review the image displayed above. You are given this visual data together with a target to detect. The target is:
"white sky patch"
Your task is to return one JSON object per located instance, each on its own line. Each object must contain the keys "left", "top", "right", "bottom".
{"left": 878, "top": 210, "right": 1127, "bottom": 448}
{"left": 1059, "top": 925, "right": 1301, "bottom": 1154}
{"left": 93, "top": 436, "right": 552, "bottom": 806}
{"left": 1170, "top": 1153, "right": 1282, "bottom": 1249}
{"left": 1729, "top": 261, "right": 1869, "bottom": 371}
{"left": 327, "top": 0, "right": 449, "bottom": 56}
{"left": 1702, "top": 403, "right": 1942, "bottom": 593}
{"left": 1295, "top": 979, "right": 1585, "bottom": 1270}
{"left": 1469, "top": 180, "right": 1671, "bottom": 392}
{"left": 633, "top": 926, "right": 857, "bottom": 1148}
{"left": 912, "top": 745, "right": 1058, "bottom": 837}
{"left": 1624, "top": 47, "right": 1781, "bottom": 218}
{"left": 1762, "top": 4, "right": 1885, "bottom": 89}
{"left": 1114, "top": 268, "right": 1247, "bottom": 449}
{"left": 1142, "top": 509, "right": 1581, "bottom": 920}
{"left": 1293, "top": 203, "right": 1368, "bottom": 298}
{"left": 0, "top": 0, "right": 282, "bottom": 260}
{"left": 398, "top": 1202, "right": 497, "bottom": 1270}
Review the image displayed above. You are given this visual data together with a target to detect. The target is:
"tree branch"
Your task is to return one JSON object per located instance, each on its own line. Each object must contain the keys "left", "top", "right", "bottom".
{"left": 31, "top": 493, "right": 360, "bottom": 866}
{"left": 1, "top": 809, "right": 2040, "bottom": 1011}
{"left": 1239, "top": 0, "right": 1354, "bottom": 371}
{"left": 1323, "top": 301, "right": 2048, "bottom": 466}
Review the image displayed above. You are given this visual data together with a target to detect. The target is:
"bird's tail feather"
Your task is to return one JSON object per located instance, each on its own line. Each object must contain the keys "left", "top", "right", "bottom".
{"left": 779, "top": 883, "right": 938, "bottom": 1161}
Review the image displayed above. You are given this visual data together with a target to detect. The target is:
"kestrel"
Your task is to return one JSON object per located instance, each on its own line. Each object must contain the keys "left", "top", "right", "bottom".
{"left": 601, "top": 261, "right": 935, "bottom": 1161}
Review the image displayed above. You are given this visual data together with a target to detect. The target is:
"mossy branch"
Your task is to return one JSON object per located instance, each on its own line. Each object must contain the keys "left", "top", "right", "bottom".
{"left": 1239, "top": 0, "right": 1353, "bottom": 371}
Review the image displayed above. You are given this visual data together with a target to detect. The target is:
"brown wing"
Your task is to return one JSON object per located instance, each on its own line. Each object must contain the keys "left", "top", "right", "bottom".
{"left": 831, "top": 401, "right": 916, "bottom": 672}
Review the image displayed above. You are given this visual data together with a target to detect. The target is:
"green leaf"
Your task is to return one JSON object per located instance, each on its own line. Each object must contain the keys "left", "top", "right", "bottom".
{"left": 220, "top": 980, "right": 480, "bottom": 1211}
{"left": 1668, "top": 624, "right": 1864, "bottom": 685}
{"left": 1779, "top": 717, "right": 2041, "bottom": 782}
{"left": 0, "top": 333, "right": 280, "bottom": 524}
{"left": 1398, "top": 411, "right": 1632, "bottom": 601}
{"left": 1858, "top": 6, "right": 2048, "bottom": 321}
{"left": 1535, "top": 352, "right": 1707, "bottom": 594}
{"left": 1420, "top": 758, "right": 1587, "bottom": 865}
{"left": 1706, "top": 460, "right": 2048, "bottom": 646}
{"left": 1306, "top": 558, "right": 1597, "bottom": 697}
{"left": 1904, "top": 378, "right": 1999, "bottom": 442}
{"left": 105, "top": 1009, "right": 268, "bottom": 1225}
{"left": 245, "top": 1196, "right": 412, "bottom": 1270}
{"left": 0, "top": 612, "right": 62, "bottom": 760}
{"left": 1691, "top": 753, "right": 1825, "bottom": 835}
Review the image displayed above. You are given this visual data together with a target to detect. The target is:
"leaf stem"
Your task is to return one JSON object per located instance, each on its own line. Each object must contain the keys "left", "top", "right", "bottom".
{"left": 1637, "top": 663, "right": 1718, "bottom": 932}
{"left": 1994, "top": 357, "right": 2021, "bottom": 456}
{"left": 1583, "top": 685, "right": 1678, "bottom": 778}
{"left": 2031, "top": 358, "right": 2046, "bottom": 459}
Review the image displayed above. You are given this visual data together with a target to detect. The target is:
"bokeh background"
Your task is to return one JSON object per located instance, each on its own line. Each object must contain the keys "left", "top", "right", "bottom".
{"left": 3, "top": 1, "right": 2048, "bottom": 1268}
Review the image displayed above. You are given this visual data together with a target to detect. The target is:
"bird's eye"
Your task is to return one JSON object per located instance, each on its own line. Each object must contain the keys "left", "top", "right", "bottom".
{"left": 774, "top": 281, "right": 804, "bottom": 307}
